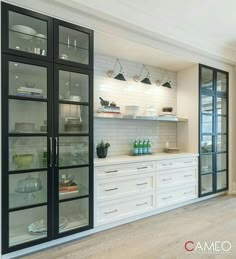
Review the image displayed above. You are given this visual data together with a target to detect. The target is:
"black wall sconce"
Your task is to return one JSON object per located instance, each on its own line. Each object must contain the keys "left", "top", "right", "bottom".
{"left": 133, "top": 64, "right": 152, "bottom": 85}
{"left": 107, "top": 58, "right": 126, "bottom": 81}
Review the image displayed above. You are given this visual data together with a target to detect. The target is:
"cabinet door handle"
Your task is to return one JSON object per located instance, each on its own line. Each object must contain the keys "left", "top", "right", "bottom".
{"left": 55, "top": 137, "right": 58, "bottom": 167}
{"left": 49, "top": 137, "right": 53, "bottom": 167}
{"left": 162, "top": 177, "right": 172, "bottom": 181}
{"left": 105, "top": 187, "right": 118, "bottom": 192}
{"left": 162, "top": 163, "right": 173, "bottom": 166}
{"left": 137, "top": 166, "right": 148, "bottom": 170}
{"left": 184, "top": 174, "right": 192, "bottom": 177}
{"left": 162, "top": 196, "right": 173, "bottom": 200}
{"left": 104, "top": 209, "right": 118, "bottom": 214}
{"left": 105, "top": 170, "right": 118, "bottom": 174}
{"left": 136, "top": 182, "right": 148, "bottom": 186}
{"left": 136, "top": 202, "right": 148, "bottom": 206}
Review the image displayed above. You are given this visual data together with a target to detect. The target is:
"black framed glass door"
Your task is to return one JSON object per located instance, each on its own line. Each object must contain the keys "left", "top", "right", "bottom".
{"left": 199, "top": 65, "right": 228, "bottom": 197}
{"left": 2, "top": 54, "right": 53, "bottom": 253}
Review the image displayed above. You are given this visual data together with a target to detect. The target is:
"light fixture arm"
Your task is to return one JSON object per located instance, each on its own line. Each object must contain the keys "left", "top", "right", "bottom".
{"left": 139, "top": 64, "right": 150, "bottom": 78}
{"left": 113, "top": 58, "right": 123, "bottom": 73}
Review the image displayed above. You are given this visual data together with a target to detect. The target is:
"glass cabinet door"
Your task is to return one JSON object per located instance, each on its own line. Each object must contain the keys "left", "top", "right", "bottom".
{"left": 199, "top": 65, "right": 228, "bottom": 196}
{"left": 54, "top": 19, "right": 93, "bottom": 68}
{"left": 2, "top": 3, "right": 53, "bottom": 60}
{"left": 55, "top": 65, "right": 92, "bottom": 235}
{"left": 2, "top": 55, "right": 53, "bottom": 249}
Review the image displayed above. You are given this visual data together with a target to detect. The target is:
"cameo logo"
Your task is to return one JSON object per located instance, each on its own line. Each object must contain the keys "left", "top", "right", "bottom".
{"left": 184, "top": 240, "right": 232, "bottom": 254}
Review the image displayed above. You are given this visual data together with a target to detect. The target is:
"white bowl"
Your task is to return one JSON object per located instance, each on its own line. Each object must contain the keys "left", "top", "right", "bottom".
{"left": 12, "top": 25, "right": 36, "bottom": 40}
{"left": 125, "top": 105, "right": 140, "bottom": 116}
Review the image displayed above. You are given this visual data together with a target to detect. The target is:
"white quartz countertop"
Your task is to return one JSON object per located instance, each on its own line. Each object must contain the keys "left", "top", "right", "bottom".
{"left": 94, "top": 152, "right": 198, "bottom": 166}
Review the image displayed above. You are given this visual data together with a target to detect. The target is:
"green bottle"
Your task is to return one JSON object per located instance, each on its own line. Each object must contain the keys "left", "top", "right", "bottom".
{"left": 147, "top": 139, "right": 152, "bottom": 154}
{"left": 133, "top": 139, "right": 139, "bottom": 155}
{"left": 143, "top": 139, "right": 147, "bottom": 154}
{"left": 138, "top": 139, "right": 143, "bottom": 154}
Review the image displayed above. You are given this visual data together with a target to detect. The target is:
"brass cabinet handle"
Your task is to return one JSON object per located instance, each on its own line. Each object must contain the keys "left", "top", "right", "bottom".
{"left": 137, "top": 166, "right": 148, "bottom": 170}
{"left": 136, "top": 202, "right": 148, "bottom": 206}
{"left": 162, "top": 196, "right": 172, "bottom": 200}
{"left": 162, "top": 177, "right": 172, "bottom": 181}
{"left": 105, "top": 187, "right": 118, "bottom": 192}
{"left": 104, "top": 209, "right": 118, "bottom": 214}
{"left": 105, "top": 170, "right": 118, "bottom": 174}
{"left": 136, "top": 182, "right": 148, "bottom": 186}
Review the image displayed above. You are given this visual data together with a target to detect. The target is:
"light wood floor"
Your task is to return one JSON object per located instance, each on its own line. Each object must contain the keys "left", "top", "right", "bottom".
{"left": 23, "top": 195, "right": 236, "bottom": 259}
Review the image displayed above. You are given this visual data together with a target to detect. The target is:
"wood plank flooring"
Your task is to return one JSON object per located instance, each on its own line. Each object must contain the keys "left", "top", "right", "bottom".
{"left": 23, "top": 195, "right": 236, "bottom": 259}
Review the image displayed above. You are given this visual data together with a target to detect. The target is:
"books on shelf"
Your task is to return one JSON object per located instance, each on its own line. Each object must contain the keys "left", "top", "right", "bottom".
{"left": 17, "top": 87, "right": 44, "bottom": 98}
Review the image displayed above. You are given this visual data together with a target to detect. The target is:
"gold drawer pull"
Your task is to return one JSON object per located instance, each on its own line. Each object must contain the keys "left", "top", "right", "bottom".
{"left": 162, "top": 196, "right": 173, "bottom": 200}
{"left": 136, "top": 202, "right": 148, "bottom": 206}
{"left": 137, "top": 166, "right": 148, "bottom": 170}
{"left": 104, "top": 209, "right": 118, "bottom": 214}
{"left": 105, "top": 187, "right": 118, "bottom": 192}
{"left": 162, "top": 177, "right": 172, "bottom": 181}
{"left": 105, "top": 170, "right": 118, "bottom": 174}
{"left": 136, "top": 182, "right": 148, "bottom": 186}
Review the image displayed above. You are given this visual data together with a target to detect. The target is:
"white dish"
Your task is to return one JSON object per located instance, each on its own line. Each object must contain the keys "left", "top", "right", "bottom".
{"left": 125, "top": 105, "right": 140, "bottom": 116}
{"left": 11, "top": 25, "right": 36, "bottom": 40}
{"left": 35, "top": 33, "right": 46, "bottom": 39}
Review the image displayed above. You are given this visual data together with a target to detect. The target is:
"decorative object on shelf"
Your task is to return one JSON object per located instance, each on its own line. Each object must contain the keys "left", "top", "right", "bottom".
{"left": 125, "top": 105, "right": 140, "bottom": 116}
{"left": 60, "top": 53, "right": 68, "bottom": 60}
{"left": 159, "top": 107, "right": 176, "bottom": 117}
{"left": 59, "top": 174, "right": 79, "bottom": 195}
{"left": 155, "top": 70, "right": 172, "bottom": 88}
{"left": 164, "top": 147, "right": 180, "bottom": 153}
{"left": 133, "top": 64, "right": 152, "bottom": 85}
{"left": 11, "top": 25, "right": 36, "bottom": 40}
{"left": 145, "top": 106, "right": 157, "bottom": 116}
{"left": 107, "top": 58, "right": 126, "bottom": 81}
{"left": 61, "top": 104, "right": 83, "bottom": 132}
{"left": 98, "top": 97, "right": 120, "bottom": 113}
{"left": 17, "top": 84, "right": 44, "bottom": 98}
{"left": 13, "top": 154, "right": 34, "bottom": 169}
{"left": 96, "top": 140, "right": 110, "bottom": 158}
{"left": 132, "top": 138, "right": 152, "bottom": 156}
{"left": 15, "top": 122, "right": 35, "bottom": 132}
{"left": 35, "top": 33, "right": 46, "bottom": 39}
{"left": 15, "top": 174, "right": 42, "bottom": 201}
{"left": 28, "top": 217, "right": 67, "bottom": 235}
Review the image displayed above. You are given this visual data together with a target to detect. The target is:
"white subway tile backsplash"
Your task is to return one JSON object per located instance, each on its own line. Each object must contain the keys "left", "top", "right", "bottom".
{"left": 94, "top": 54, "right": 177, "bottom": 156}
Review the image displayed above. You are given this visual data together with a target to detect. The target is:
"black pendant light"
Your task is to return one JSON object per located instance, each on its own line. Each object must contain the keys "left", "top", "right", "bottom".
{"left": 162, "top": 81, "right": 172, "bottom": 88}
{"left": 133, "top": 64, "right": 152, "bottom": 85}
{"left": 107, "top": 58, "right": 126, "bottom": 81}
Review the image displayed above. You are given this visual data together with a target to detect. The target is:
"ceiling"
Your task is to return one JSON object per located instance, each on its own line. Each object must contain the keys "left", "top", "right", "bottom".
{"left": 63, "top": 0, "right": 236, "bottom": 64}
{"left": 95, "top": 31, "right": 195, "bottom": 71}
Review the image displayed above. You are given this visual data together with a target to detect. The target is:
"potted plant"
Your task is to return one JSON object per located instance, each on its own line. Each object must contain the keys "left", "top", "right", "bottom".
{"left": 96, "top": 140, "right": 110, "bottom": 158}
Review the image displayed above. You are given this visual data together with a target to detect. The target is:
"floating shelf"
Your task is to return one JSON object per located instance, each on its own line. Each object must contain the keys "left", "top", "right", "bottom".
{"left": 94, "top": 113, "right": 188, "bottom": 122}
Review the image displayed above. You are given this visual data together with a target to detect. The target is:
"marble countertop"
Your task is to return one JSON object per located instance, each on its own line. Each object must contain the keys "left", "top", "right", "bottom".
{"left": 94, "top": 152, "right": 198, "bottom": 166}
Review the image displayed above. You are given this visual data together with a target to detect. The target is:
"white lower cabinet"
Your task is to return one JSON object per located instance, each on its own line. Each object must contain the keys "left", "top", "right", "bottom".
{"left": 95, "top": 155, "right": 198, "bottom": 226}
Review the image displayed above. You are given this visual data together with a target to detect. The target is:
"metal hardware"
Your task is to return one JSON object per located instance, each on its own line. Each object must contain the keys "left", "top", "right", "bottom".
{"left": 105, "top": 170, "right": 118, "bottom": 174}
{"left": 137, "top": 166, "right": 148, "bottom": 170}
{"left": 136, "top": 182, "right": 148, "bottom": 186}
{"left": 55, "top": 137, "right": 58, "bottom": 167}
{"left": 136, "top": 202, "right": 148, "bottom": 206}
{"left": 184, "top": 161, "right": 193, "bottom": 164}
{"left": 184, "top": 174, "right": 192, "bottom": 177}
{"left": 162, "top": 163, "right": 172, "bottom": 166}
{"left": 162, "top": 196, "right": 172, "bottom": 200}
{"left": 49, "top": 137, "right": 53, "bottom": 167}
{"left": 162, "top": 177, "right": 172, "bottom": 181}
{"left": 104, "top": 209, "right": 118, "bottom": 214}
{"left": 105, "top": 187, "right": 118, "bottom": 192}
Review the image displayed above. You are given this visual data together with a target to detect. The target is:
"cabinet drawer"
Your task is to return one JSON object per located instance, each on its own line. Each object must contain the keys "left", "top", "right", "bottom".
{"left": 157, "top": 184, "right": 196, "bottom": 207}
{"left": 156, "top": 157, "right": 197, "bottom": 171}
{"left": 157, "top": 167, "right": 196, "bottom": 187}
{"left": 97, "top": 194, "right": 154, "bottom": 225}
{"left": 95, "top": 161, "right": 155, "bottom": 179}
{"left": 97, "top": 173, "right": 155, "bottom": 201}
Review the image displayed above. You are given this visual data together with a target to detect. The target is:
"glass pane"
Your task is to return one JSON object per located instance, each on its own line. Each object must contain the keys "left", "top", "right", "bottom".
{"left": 59, "top": 137, "right": 89, "bottom": 167}
{"left": 9, "top": 206, "right": 47, "bottom": 246}
{"left": 59, "top": 70, "right": 89, "bottom": 102}
{"left": 9, "top": 61, "right": 47, "bottom": 98}
{"left": 59, "top": 167, "right": 89, "bottom": 200}
{"left": 201, "top": 135, "right": 213, "bottom": 153}
{"left": 9, "top": 171, "right": 47, "bottom": 209}
{"left": 217, "top": 116, "right": 227, "bottom": 134}
{"left": 202, "top": 115, "right": 213, "bottom": 133}
{"left": 201, "top": 95, "right": 213, "bottom": 114}
{"left": 217, "top": 97, "right": 227, "bottom": 115}
{"left": 9, "top": 11, "right": 47, "bottom": 56}
{"left": 217, "top": 135, "right": 227, "bottom": 152}
{"left": 59, "top": 104, "right": 88, "bottom": 134}
{"left": 9, "top": 99, "right": 47, "bottom": 133}
{"left": 9, "top": 137, "right": 47, "bottom": 171}
{"left": 200, "top": 155, "right": 213, "bottom": 174}
{"left": 216, "top": 72, "right": 227, "bottom": 93}
{"left": 217, "top": 153, "right": 227, "bottom": 171}
{"left": 201, "top": 174, "right": 213, "bottom": 194}
{"left": 59, "top": 198, "right": 89, "bottom": 233}
{"left": 59, "top": 26, "right": 89, "bottom": 64}
{"left": 217, "top": 171, "right": 227, "bottom": 190}
{"left": 201, "top": 67, "right": 213, "bottom": 91}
